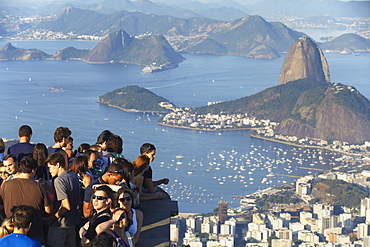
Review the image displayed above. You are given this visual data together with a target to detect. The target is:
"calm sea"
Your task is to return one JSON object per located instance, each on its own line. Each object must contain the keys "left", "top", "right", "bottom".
{"left": 0, "top": 40, "right": 369, "bottom": 213}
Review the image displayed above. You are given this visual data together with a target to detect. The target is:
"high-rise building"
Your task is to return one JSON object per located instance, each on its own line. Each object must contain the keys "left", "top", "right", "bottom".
{"left": 170, "top": 218, "right": 180, "bottom": 243}
{"left": 218, "top": 201, "right": 228, "bottom": 224}
{"left": 358, "top": 223, "right": 370, "bottom": 239}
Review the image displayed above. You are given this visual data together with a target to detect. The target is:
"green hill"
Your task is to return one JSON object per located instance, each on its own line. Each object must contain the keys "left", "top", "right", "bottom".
{"left": 84, "top": 30, "right": 184, "bottom": 70}
{"left": 0, "top": 43, "right": 51, "bottom": 60}
{"left": 98, "top": 85, "right": 175, "bottom": 113}
{"left": 53, "top": 47, "right": 90, "bottom": 60}
{"left": 311, "top": 179, "right": 368, "bottom": 208}
{"left": 320, "top": 33, "right": 370, "bottom": 53}
{"left": 193, "top": 79, "right": 370, "bottom": 143}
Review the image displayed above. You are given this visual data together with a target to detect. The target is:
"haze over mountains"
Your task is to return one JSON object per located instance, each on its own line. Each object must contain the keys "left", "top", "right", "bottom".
{"left": 3, "top": 0, "right": 369, "bottom": 20}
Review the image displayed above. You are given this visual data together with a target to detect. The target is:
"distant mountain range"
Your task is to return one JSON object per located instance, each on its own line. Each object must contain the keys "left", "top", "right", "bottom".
{"left": 38, "top": 7, "right": 306, "bottom": 59}
{"left": 0, "top": 30, "right": 184, "bottom": 71}
{"left": 3, "top": 0, "right": 369, "bottom": 20}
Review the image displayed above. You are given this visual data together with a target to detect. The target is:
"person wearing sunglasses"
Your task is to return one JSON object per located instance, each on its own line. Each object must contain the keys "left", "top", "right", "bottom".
{"left": 115, "top": 188, "right": 143, "bottom": 245}
{"left": 80, "top": 185, "right": 114, "bottom": 247}
{"left": 139, "top": 143, "right": 169, "bottom": 195}
{"left": 83, "top": 164, "right": 125, "bottom": 218}
{"left": 96, "top": 208, "right": 134, "bottom": 247}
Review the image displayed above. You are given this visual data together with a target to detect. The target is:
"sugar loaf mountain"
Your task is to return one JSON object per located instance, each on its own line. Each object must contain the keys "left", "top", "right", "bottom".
{"left": 0, "top": 30, "right": 184, "bottom": 72}
{"left": 193, "top": 37, "right": 370, "bottom": 144}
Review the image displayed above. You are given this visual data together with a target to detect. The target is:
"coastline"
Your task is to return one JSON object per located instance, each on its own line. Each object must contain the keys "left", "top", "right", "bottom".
{"left": 250, "top": 134, "right": 360, "bottom": 156}
{"left": 98, "top": 101, "right": 168, "bottom": 113}
{"left": 157, "top": 122, "right": 257, "bottom": 132}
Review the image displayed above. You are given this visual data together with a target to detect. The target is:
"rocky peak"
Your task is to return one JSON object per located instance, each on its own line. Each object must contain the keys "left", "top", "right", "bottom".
{"left": 2, "top": 43, "right": 16, "bottom": 51}
{"left": 278, "top": 36, "right": 330, "bottom": 85}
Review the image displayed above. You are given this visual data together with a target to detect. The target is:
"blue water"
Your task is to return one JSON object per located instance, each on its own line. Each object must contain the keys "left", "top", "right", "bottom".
{"left": 0, "top": 40, "right": 369, "bottom": 213}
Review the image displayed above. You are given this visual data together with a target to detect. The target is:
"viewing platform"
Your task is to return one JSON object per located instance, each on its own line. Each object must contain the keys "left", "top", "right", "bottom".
{"left": 137, "top": 188, "right": 178, "bottom": 247}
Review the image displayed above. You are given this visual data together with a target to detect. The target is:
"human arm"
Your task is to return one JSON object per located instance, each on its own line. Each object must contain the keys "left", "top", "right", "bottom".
{"left": 133, "top": 209, "right": 143, "bottom": 244}
{"left": 95, "top": 219, "right": 116, "bottom": 235}
{"left": 83, "top": 173, "right": 92, "bottom": 188}
{"left": 153, "top": 178, "right": 169, "bottom": 187}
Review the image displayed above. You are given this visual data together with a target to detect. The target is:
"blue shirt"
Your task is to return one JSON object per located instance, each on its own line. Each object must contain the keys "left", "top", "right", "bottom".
{"left": 0, "top": 233, "right": 41, "bottom": 247}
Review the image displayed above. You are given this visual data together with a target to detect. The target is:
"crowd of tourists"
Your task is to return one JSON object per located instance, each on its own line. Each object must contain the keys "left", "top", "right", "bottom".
{"left": 0, "top": 125, "right": 170, "bottom": 247}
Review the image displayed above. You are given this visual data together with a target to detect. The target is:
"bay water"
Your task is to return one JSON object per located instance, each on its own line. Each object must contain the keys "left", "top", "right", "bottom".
{"left": 0, "top": 40, "right": 369, "bottom": 213}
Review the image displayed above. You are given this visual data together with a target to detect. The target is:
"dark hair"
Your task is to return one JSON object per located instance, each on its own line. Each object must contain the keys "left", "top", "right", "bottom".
{"left": 70, "top": 155, "right": 88, "bottom": 175}
{"left": 0, "top": 138, "right": 4, "bottom": 153}
{"left": 33, "top": 143, "right": 48, "bottom": 167}
{"left": 133, "top": 155, "right": 150, "bottom": 176}
{"left": 18, "top": 125, "right": 32, "bottom": 138}
{"left": 96, "top": 130, "right": 113, "bottom": 145}
{"left": 77, "top": 143, "right": 91, "bottom": 154}
{"left": 94, "top": 185, "right": 114, "bottom": 200}
{"left": 45, "top": 152, "right": 64, "bottom": 167}
{"left": 140, "top": 143, "right": 156, "bottom": 154}
{"left": 111, "top": 208, "right": 132, "bottom": 231}
{"left": 19, "top": 156, "right": 37, "bottom": 173}
{"left": 106, "top": 135, "right": 123, "bottom": 154}
{"left": 116, "top": 187, "right": 134, "bottom": 209}
{"left": 112, "top": 158, "right": 133, "bottom": 186}
{"left": 53, "top": 127, "right": 71, "bottom": 143}
{"left": 91, "top": 232, "right": 117, "bottom": 247}
{"left": 3, "top": 154, "right": 17, "bottom": 164}
{"left": 11, "top": 205, "right": 34, "bottom": 229}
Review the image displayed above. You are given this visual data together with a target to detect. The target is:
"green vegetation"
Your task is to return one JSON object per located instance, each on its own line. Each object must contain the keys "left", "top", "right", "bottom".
{"left": 320, "top": 33, "right": 370, "bottom": 52}
{"left": 0, "top": 43, "right": 51, "bottom": 60}
{"left": 311, "top": 179, "right": 368, "bottom": 208}
{"left": 53, "top": 47, "right": 89, "bottom": 60}
{"left": 99, "top": 85, "right": 174, "bottom": 113}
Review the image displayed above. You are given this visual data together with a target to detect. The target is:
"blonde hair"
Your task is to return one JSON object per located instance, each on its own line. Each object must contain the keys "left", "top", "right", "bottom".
{"left": 0, "top": 216, "right": 14, "bottom": 238}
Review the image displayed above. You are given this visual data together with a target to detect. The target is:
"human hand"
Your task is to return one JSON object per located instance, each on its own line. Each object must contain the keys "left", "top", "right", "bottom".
{"left": 161, "top": 178, "right": 169, "bottom": 185}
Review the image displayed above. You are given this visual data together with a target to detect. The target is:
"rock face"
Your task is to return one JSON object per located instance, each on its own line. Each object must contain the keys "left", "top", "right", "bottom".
{"left": 83, "top": 30, "right": 184, "bottom": 70}
{"left": 278, "top": 37, "right": 330, "bottom": 85}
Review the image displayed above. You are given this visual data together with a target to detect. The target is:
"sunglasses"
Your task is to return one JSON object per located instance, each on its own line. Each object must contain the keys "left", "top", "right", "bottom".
{"left": 92, "top": 195, "right": 108, "bottom": 200}
{"left": 146, "top": 145, "right": 155, "bottom": 153}
{"left": 110, "top": 169, "right": 125, "bottom": 175}
{"left": 119, "top": 197, "right": 132, "bottom": 203}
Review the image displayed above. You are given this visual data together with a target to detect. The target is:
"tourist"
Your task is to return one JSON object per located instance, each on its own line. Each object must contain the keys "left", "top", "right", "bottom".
{"left": 3, "top": 154, "right": 19, "bottom": 180}
{"left": 0, "top": 138, "right": 5, "bottom": 161}
{"left": 0, "top": 156, "right": 52, "bottom": 244}
{"left": 90, "top": 232, "right": 117, "bottom": 247}
{"left": 96, "top": 130, "right": 114, "bottom": 157}
{"left": 132, "top": 154, "right": 165, "bottom": 201}
{"left": 33, "top": 143, "right": 51, "bottom": 182}
{"left": 74, "top": 143, "right": 91, "bottom": 157}
{"left": 82, "top": 164, "right": 125, "bottom": 218}
{"left": 0, "top": 216, "right": 14, "bottom": 238}
{"left": 64, "top": 136, "right": 74, "bottom": 158}
{"left": 47, "top": 126, "right": 71, "bottom": 169}
{"left": 70, "top": 155, "right": 93, "bottom": 189}
{"left": 107, "top": 135, "right": 124, "bottom": 159}
{"left": 96, "top": 208, "right": 134, "bottom": 247}
{"left": 0, "top": 163, "right": 9, "bottom": 183}
{"left": 140, "top": 143, "right": 169, "bottom": 194}
{"left": 79, "top": 185, "right": 114, "bottom": 246}
{"left": 116, "top": 187, "right": 143, "bottom": 244}
{"left": 46, "top": 152, "right": 80, "bottom": 247}
{"left": 0, "top": 205, "right": 41, "bottom": 247}
{"left": 7, "top": 125, "right": 35, "bottom": 161}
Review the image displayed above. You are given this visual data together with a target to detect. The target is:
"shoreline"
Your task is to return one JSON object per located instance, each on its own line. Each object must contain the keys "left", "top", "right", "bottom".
{"left": 157, "top": 122, "right": 258, "bottom": 132}
{"left": 98, "top": 102, "right": 168, "bottom": 113}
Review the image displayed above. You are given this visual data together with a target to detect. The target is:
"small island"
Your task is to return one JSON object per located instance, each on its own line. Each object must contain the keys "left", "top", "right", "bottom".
{"left": 98, "top": 85, "right": 178, "bottom": 113}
